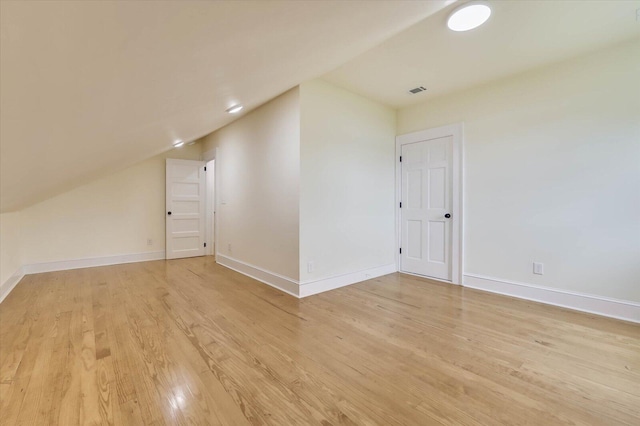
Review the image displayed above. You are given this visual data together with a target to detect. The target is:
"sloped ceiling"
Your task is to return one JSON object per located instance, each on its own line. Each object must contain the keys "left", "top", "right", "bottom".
{"left": 323, "top": 0, "right": 640, "bottom": 108}
{"left": 0, "top": 0, "right": 449, "bottom": 212}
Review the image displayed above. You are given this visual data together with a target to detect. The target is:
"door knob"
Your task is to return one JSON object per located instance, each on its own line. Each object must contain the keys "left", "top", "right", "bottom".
{"left": 444, "top": 213, "right": 451, "bottom": 218}
{"left": 168, "top": 211, "right": 172, "bottom": 215}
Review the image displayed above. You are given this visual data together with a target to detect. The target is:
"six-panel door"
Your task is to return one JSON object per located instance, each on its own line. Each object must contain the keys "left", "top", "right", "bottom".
{"left": 401, "top": 136, "right": 453, "bottom": 280}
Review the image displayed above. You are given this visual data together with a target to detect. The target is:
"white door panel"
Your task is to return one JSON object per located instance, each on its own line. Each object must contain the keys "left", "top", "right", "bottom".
{"left": 205, "top": 159, "right": 215, "bottom": 256}
{"left": 166, "top": 159, "right": 206, "bottom": 259}
{"left": 401, "top": 136, "right": 453, "bottom": 280}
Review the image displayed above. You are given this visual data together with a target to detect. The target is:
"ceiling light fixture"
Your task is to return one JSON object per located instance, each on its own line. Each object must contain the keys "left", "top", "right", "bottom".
{"left": 447, "top": 1, "right": 491, "bottom": 32}
{"left": 173, "top": 140, "right": 184, "bottom": 148}
{"left": 226, "top": 105, "right": 243, "bottom": 114}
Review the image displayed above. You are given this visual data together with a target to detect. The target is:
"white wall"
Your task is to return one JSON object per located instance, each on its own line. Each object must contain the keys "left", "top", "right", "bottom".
{"left": 201, "top": 88, "right": 300, "bottom": 280}
{"left": 299, "top": 79, "right": 396, "bottom": 283}
{"left": 398, "top": 39, "right": 640, "bottom": 302}
{"left": 20, "top": 144, "right": 202, "bottom": 265}
{"left": 0, "top": 212, "right": 23, "bottom": 295}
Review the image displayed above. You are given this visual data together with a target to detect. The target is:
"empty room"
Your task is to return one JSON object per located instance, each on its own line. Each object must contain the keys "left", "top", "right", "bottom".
{"left": 0, "top": 1, "right": 639, "bottom": 425}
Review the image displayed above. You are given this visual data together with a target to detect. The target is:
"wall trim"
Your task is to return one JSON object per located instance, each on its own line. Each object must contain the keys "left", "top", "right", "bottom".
{"left": 4, "top": 252, "right": 395, "bottom": 303}
{"left": 463, "top": 273, "right": 640, "bottom": 324}
{"left": 0, "top": 266, "right": 25, "bottom": 304}
{"left": 216, "top": 254, "right": 300, "bottom": 297}
{"left": 216, "top": 254, "right": 397, "bottom": 298}
{"left": 299, "top": 263, "right": 397, "bottom": 298}
{"left": 23, "top": 251, "right": 166, "bottom": 274}
{"left": 7, "top": 252, "right": 635, "bottom": 324}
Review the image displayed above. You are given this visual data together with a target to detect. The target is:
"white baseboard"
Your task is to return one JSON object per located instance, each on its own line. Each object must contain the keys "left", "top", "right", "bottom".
{"left": 4, "top": 251, "right": 395, "bottom": 303}
{"left": 0, "top": 267, "right": 26, "bottom": 304}
{"left": 23, "top": 251, "right": 166, "bottom": 274}
{"left": 463, "top": 273, "right": 640, "bottom": 324}
{"left": 216, "top": 254, "right": 397, "bottom": 298}
{"left": 7, "top": 251, "right": 636, "bottom": 323}
{"left": 216, "top": 254, "right": 299, "bottom": 297}
{"left": 299, "top": 263, "right": 397, "bottom": 298}
{"left": 0, "top": 251, "right": 166, "bottom": 304}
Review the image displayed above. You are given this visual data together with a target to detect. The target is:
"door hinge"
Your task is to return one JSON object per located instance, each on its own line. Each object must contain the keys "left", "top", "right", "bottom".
{"left": 204, "top": 166, "right": 207, "bottom": 171}
{"left": 399, "top": 156, "right": 402, "bottom": 162}
{"left": 399, "top": 248, "right": 402, "bottom": 254}
{"left": 399, "top": 202, "right": 402, "bottom": 208}
{"left": 204, "top": 242, "right": 207, "bottom": 247}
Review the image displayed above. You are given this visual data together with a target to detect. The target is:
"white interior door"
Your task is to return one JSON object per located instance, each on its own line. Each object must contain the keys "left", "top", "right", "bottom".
{"left": 205, "top": 159, "right": 215, "bottom": 255}
{"left": 400, "top": 136, "right": 453, "bottom": 280}
{"left": 166, "top": 159, "right": 206, "bottom": 259}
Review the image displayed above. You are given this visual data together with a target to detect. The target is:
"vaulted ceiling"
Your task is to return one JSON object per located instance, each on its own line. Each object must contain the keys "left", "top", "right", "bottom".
{"left": 0, "top": 0, "right": 448, "bottom": 212}
{"left": 3, "top": 1, "right": 638, "bottom": 213}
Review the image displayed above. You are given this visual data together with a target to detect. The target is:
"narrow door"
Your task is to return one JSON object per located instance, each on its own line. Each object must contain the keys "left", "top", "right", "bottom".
{"left": 166, "top": 159, "right": 206, "bottom": 259}
{"left": 205, "top": 159, "right": 215, "bottom": 255}
{"left": 400, "top": 136, "right": 453, "bottom": 280}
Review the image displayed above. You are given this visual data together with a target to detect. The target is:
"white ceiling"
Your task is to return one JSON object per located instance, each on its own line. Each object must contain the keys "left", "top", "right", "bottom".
{"left": 0, "top": 0, "right": 449, "bottom": 212}
{"left": 323, "top": 0, "right": 640, "bottom": 108}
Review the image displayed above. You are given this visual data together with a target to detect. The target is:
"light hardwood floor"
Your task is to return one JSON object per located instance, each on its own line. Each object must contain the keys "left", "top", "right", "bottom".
{"left": 0, "top": 257, "right": 638, "bottom": 425}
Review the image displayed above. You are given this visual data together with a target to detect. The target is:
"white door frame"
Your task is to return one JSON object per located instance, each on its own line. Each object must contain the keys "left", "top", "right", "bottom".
{"left": 203, "top": 148, "right": 219, "bottom": 261}
{"left": 395, "top": 123, "right": 464, "bottom": 285}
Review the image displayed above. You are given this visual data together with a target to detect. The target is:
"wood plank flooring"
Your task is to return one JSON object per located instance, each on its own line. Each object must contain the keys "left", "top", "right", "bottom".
{"left": 0, "top": 257, "right": 638, "bottom": 425}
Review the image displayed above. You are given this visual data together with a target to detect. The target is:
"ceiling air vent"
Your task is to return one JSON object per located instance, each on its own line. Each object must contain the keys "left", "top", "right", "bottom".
{"left": 409, "top": 86, "right": 427, "bottom": 94}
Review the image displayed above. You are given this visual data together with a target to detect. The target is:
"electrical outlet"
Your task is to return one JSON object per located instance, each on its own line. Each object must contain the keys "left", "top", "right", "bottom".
{"left": 533, "top": 262, "right": 544, "bottom": 275}
{"left": 228, "top": 243, "right": 232, "bottom": 253}
{"left": 147, "top": 238, "right": 153, "bottom": 246}
{"left": 307, "top": 261, "right": 314, "bottom": 273}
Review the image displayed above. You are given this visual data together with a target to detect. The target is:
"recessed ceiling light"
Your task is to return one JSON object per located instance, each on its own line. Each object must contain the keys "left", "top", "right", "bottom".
{"left": 173, "top": 140, "right": 184, "bottom": 148}
{"left": 447, "top": 2, "right": 491, "bottom": 32}
{"left": 226, "top": 105, "right": 243, "bottom": 114}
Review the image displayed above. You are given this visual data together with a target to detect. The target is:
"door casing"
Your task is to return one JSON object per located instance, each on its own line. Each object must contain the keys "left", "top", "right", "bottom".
{"left": 395, "top": 123, "right": 464, "bottom": 285}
